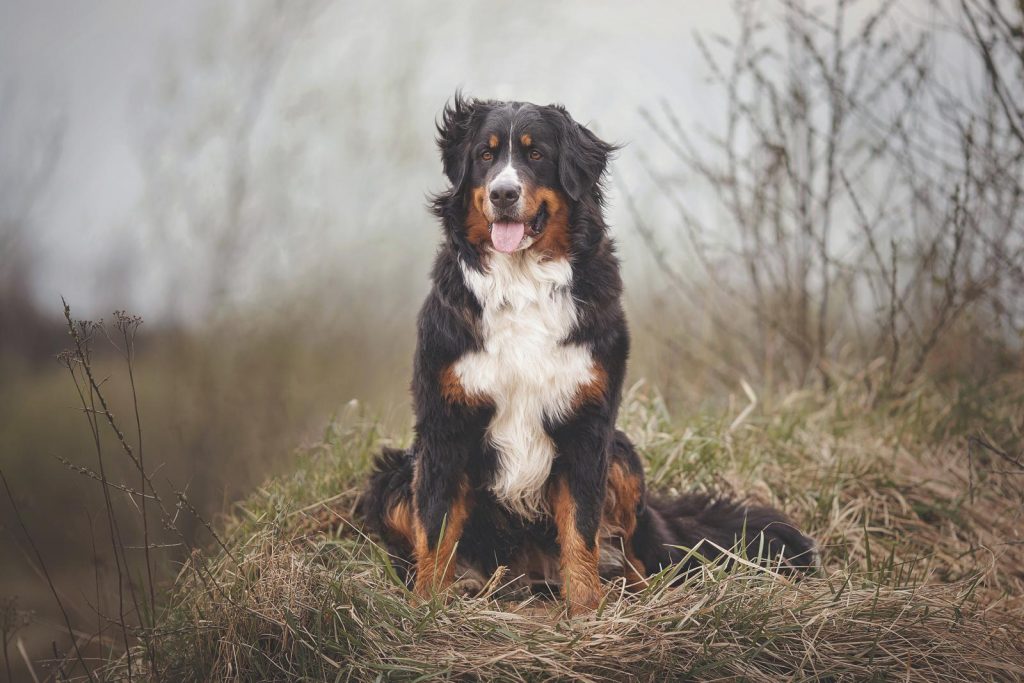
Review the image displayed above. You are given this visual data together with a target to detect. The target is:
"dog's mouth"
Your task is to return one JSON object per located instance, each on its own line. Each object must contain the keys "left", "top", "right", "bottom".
{"left": 489, "top": 203, "right": 549, "bottom": 254}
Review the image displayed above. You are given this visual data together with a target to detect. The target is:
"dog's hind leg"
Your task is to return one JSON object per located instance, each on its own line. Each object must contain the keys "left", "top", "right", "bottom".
{"left": 602, "top": 457, "right": 649, "bottom": 589}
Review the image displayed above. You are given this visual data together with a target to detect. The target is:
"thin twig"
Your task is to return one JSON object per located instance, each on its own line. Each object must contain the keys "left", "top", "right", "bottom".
{"left": 0, "top": 471, "right": 96, "bottom": 682}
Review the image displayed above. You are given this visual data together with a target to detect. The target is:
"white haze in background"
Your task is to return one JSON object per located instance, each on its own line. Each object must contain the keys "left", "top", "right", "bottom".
{"left": 0, "top": 0, "right": 945, "bottom": 322}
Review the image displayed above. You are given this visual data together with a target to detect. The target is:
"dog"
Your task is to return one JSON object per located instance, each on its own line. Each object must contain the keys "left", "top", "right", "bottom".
{"left": 372, "top": 94, "right": 815, "bottom": 612}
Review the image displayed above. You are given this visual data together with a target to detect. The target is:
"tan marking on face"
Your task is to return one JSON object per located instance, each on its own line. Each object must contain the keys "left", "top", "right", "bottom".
{"left": 523, "top": 186, "right": 571, "bottom": 257}
{"left": 520, "top": 133, "right": 532, "bottom": 147}
{"left": 488, "top": 134, "right": 499, "bottom": 149}
{"left": 465, "top": 186, "right": 493, "bottom": 248}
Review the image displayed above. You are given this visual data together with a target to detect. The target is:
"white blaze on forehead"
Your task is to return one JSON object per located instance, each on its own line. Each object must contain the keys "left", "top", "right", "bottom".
{"left": 490, "top": 160, "right": 520, "bottom": 189}
{"left": 487, "top": 117, "right": 522, "bottom": 193}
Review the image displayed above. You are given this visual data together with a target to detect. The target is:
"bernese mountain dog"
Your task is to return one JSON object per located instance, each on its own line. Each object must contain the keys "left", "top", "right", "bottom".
{"left": 359, "top": 95, "right": 817, "bottom": 613}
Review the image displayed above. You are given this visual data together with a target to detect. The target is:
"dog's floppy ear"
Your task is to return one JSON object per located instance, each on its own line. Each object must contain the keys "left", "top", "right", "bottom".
{"left": 551, "top": 105, "right": 617, "bottom": 202}
{"left": 436, "top": 92, "right": 486, "bottom": 191}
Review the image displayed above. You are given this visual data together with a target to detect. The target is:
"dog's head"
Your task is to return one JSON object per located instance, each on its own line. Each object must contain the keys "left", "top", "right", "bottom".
{"left": 435, "top": 94, "right": 616, "bottom": 255}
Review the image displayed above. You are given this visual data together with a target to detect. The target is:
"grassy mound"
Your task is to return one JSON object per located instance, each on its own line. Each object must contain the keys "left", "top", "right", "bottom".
{"left": 144, "top": 378, "right": 1024, "bottom": 681}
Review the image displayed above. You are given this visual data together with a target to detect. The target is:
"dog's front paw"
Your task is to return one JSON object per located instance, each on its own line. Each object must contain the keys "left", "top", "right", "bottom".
{"left": 451, "top": 575, "right": 485, "bottom": 597}
{"left": 563, "top": 584, "right": 603, "bottom": 616}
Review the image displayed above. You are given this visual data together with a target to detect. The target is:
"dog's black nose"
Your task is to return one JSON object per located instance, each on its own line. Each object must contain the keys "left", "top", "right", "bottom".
{"left": 489, "top": 181, "right": 521, "bottom": 209}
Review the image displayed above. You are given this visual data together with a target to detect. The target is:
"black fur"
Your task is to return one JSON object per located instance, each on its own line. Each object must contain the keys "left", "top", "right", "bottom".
{"left": 358, "top": 434, "right": 819, "bottom": 587}
{"left": 634, "top": 494, "right": 818, "bottom": 575}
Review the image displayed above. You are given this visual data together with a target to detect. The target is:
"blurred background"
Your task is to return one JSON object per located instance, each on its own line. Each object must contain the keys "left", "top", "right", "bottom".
{"left": 2, "top": 0, "right": 1021, "bottom": 677}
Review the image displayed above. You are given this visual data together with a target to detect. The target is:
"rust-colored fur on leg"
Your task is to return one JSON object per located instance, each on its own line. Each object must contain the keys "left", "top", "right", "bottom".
{"left": 412, "top": 480, "right": 471, "bottom": 598}
{"left": 603, "top": 462, "right": 648, "bottom": 589}
{"left": 550, "top": 478, "right": 602, "bottom": 614}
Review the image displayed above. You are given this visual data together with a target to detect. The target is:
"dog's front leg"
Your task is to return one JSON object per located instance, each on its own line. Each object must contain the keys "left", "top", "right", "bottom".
{"left": 549, "top": 402, "right": 612, "bottom": 614}
{"left": 411, "top": 419, "right": 480, "bottom": 599}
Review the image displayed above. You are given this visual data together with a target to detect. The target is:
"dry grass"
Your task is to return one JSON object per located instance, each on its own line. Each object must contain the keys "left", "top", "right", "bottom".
{"left": 132, "top": 372, "right": 1024, "bottom": 681}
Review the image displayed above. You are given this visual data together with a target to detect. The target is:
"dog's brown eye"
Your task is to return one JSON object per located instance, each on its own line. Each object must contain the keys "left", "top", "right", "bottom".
{"left": 529, "top": 149, "right": 542, "bottom": 161}
{"left": 481, "top": 150, "right": 494, "bottom": 161}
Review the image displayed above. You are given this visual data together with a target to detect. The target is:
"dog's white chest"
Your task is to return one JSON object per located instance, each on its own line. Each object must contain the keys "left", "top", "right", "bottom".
{"left": 456, "top": 254, "right": 594, "bottom": 518}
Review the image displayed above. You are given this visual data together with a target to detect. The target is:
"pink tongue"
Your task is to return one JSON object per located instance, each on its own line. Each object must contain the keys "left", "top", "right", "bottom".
{"left": 490, "top": 222, "right": 526, "bottom": 253}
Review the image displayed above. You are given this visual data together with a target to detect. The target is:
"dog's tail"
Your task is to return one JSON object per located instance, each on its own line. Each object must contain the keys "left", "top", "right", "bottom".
{"left": 632, "top": 489, "right": 819, "bottom": 577}
{"left": 606, "top": 431, "right": 818, "bottom": 576}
